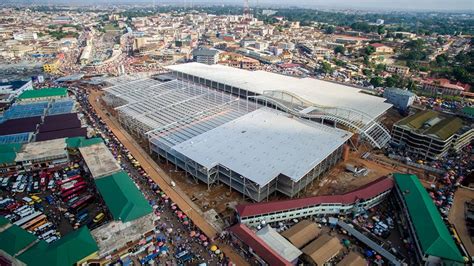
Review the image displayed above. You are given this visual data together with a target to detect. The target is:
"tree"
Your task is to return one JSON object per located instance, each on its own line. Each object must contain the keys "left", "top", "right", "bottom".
{"left": 376, "top": 64, "right": 386, "bottom": 72}
{"left": 334, "top": 46, "right": 346, "bottom": 55}
{"left": 385, "top": 75, "right": 406, "bottom": 88}
{"left": 370, "top": 76, "right": 384, "bottom": 87}
{"left": 385, "top": 76, "right": 398, "bottom": 87}
{"left": 362, "top": 68, "right": 372, "bottom": 76}
{"left": 406, "top": 79, "right": 418, "bottom": 91}
{"left": 325, "top": 26, "right": 335, "bottom": 34}
{"left": 377, "top": 25, "right": 385, "bottom": 35}
{"left": 321, "top": 61, "right": 333, "bottom": 74}
{"left": 435, "top": 54, "right": 448, "bottom": 66}
{"left": 404, "top": 39, "right": 425, "bottom": 50}
{"left": 436, "top": 36, "right": 446, "bottom": 44}
{"left": 351, "top": 22, "right": 377, "bottom": 33}
{"left": 364, "top": 45, "right": 375, "bottom": 55}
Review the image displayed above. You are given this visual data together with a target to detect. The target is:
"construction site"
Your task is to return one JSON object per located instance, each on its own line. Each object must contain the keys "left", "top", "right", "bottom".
{"left": 96, "top": 62, "right": 411, "bottom": 215}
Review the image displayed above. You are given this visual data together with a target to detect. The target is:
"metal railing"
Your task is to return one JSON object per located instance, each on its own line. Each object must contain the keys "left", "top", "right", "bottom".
{"left": 250, "top": 90, "right": 391, "bottom": 149}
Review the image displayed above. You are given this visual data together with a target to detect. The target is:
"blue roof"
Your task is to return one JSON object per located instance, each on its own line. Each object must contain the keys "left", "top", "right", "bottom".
{"left": 385, "top": 87, "right": 415, "bottom": 97}
{"left": 0, "top": 80, "right": 30, "bottom": 90}
{"left": 0, "top": 132, "right": 31, "bottom": 144}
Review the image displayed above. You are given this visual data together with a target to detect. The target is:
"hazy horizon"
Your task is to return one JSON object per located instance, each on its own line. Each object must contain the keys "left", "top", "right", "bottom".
{"left": 1, "top": 0, "right": 474, "bottom": 12}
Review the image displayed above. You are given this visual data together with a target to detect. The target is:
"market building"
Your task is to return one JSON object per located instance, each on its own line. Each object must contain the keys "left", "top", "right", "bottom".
{"left": 301, "top": 234, "right": 343, "bottom": 265}
{"left": 104, "top": 79, "right": 353, "bottom": 202}
{"left": 383, "top": 87, "right": 415, "bottom": 111}
{"left": 16, "top": 87, "right": 68, "bottom": 103}
{"left": 235, "top": 176, "right": 393, "bottom": 226}
{"left": 392, "top": 173, "right": 465, "bottom": 265}
{"left": 0, "top": 218, "right": 99, "bottom": 266}
{"left": 0, "top": 80, "right": 33, "bottom": 105}
{"left": 391, "top": 110, "right": 474, "bottom": 160}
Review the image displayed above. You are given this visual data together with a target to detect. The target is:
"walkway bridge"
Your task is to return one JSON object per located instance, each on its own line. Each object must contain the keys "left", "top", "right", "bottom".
{"left": 250, "top": 90, "right": 391, "bottom": 149}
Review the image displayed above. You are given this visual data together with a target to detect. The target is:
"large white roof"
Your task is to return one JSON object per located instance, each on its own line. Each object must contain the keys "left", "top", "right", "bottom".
{"left": 79, "top": 143, "right": 121, "bottom": 179}
{"left": 256, "top": 226, "right": 302, "bottom": 263}
{"left": 15, "top": 138, "right": 67, "bottom": 162}
{"left": 172, "top": 108, "right": 352, "bottom": 186}
{"left": 166, "top": 62, "right": 392, "bottom": 120}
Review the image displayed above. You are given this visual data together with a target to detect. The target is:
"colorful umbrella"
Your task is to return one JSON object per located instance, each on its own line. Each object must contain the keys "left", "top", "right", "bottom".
{"left": 190, "top": 231, "right": 196, "bottom": 237}
{"left": 200, "top": 235, "right": 207, "bottom": 241}
{"left": 210, "top": 245, "right": 218, "bottom": 252}
{"left": 183, "top": 221, "right": 189, "bottom": 225}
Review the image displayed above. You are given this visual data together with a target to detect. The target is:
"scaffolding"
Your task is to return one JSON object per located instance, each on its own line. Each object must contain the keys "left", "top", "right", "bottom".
{"left": 107, "top": 78, "right": 349, "bottom": 202}
{"left": 251, "top": 90, "right": 391, "bottom": 149}
{"left": 170, "top": 69, "right": 391, "bottom": 149}
{"left": 112, "top": 80, "right": 258, "bottom": 140}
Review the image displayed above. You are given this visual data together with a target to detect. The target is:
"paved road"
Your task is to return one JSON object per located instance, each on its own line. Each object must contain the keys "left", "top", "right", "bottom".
{"left": 88, "top": 90, "right": 249, "bottom": 266}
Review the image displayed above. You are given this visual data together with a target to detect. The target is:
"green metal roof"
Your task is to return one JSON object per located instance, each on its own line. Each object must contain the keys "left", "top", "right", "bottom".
{"left": 0, "top": 225, "right": 37, "bottom": 256}
{"left": 95, "top": 171, "right": 152, "bottom": 222}
{"left": 396, "top": 110, "right": 463, "bottom": 140}
{"left": 66, "top": 137, "right": 103, "bottom": 149}
{"left": 462, "top": 106, "right": 474, "bottom": 117}
{"left": 0, "top": 216, "right": 10, "bottom": 227}
{"left": 397, "top": 110, "right": 438, "bottom": 129}
{"left": 18, "top": 227, "right": 98, "bottom": 266}
{"left": 0, "top": 143, "right": 22, "bottom": 164}
{"left": 393, "top": 173, "right": 464, "bottom": 263}
{"left": 425, "top": 117, "right": 463, "bottom": 140}
{"left": 17, "top": 88, "right": 67, "bottom": 100}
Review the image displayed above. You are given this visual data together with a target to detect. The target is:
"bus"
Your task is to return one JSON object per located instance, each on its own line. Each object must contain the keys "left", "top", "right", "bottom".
{"left": 70, "top": 195, "right": 94, "bottom": 213}
{"left": 40, "top": 229, "right": 56, "bottom": 240}
{"left": 61, "top": 181, "right": 86, "bottom": 193}
{"left": 57, "top": 175, "right": 82, "bottom": 186}
{"left": 60, "top": 179, "right": 84, "bottom": 191}
{"left": 13, "top": 211, "right": 42, "bottom": 227}
{"left": 22, "top": 214, "right": 47, "bottom": 231}
{"left": 27, "top": 219, "right": 47, "bottom": 232}
{"left": 61, "top": 185, "right": 87, "bottom": 199}
{"left": 34, "top": 222, "right": 52, "bottom": 233}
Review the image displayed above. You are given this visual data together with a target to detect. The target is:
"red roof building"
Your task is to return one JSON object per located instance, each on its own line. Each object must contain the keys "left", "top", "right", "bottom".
{"left": 236, "top": 176, "right": 394, "bottom": 219}
{"left": 419, "top": 78, "right": 470, "bottom": 95}
{"left": 369, "top": 43, "right": 394, "bottom": 53}
{"left": 228, "top": 223, "right": 292, "bottom": 266}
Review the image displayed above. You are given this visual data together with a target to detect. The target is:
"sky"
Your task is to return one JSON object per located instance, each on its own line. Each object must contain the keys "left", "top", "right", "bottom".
{"left": 262, "top": 0, "right": 474, "bottom": 11}
{"left": 6, "top": 0, "right": 474, "bottom": 12}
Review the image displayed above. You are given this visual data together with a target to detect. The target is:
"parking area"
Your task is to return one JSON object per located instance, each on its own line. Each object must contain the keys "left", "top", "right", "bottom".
{"left": 0, "top": 155, "right": 111, "bottom": 243}
{"left": 224, "top": 201, "right": 413, "bottom": 265}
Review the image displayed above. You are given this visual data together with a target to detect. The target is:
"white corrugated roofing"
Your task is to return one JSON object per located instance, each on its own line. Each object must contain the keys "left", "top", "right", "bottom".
{"left": 166, "top": 62, "right": 392, "bottom": 120}
{"left": 256, "top": 226, "right": 302, "bottom": 263}
{"left": 172, "top": 108, "right": 352, "bottom": 186}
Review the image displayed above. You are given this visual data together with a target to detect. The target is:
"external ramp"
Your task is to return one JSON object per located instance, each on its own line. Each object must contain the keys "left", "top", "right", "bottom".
{"left": 251, "top": 90, "right": 391, "bottom": 149}
{"left": 337, "top": 221, "right": 403, "bottom": 266}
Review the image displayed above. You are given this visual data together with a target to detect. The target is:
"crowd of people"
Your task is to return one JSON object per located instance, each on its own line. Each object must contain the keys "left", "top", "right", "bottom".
{"left": 73, "top": 86, "right": 233, "bottom": 265}
{"left": 427, "top": 144, "right": 473, "bottom": 217}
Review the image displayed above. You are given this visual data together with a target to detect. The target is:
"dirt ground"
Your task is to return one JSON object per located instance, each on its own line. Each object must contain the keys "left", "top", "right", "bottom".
{"left": 96, "top": 86, "right": 412, "bottom": 215}
{"left": 448, "top": 187, "right": 474, "bottom": 258}
{"left": 380, "top": 108, "right": 405, "bottom": 131}
{"left": 89, "top": 89, "right": 249, "bottom": 266}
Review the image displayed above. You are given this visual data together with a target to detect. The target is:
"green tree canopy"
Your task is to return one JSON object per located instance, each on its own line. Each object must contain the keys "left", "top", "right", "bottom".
{"left": 334, "top": 46, "right": 346, "bottom": 55}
